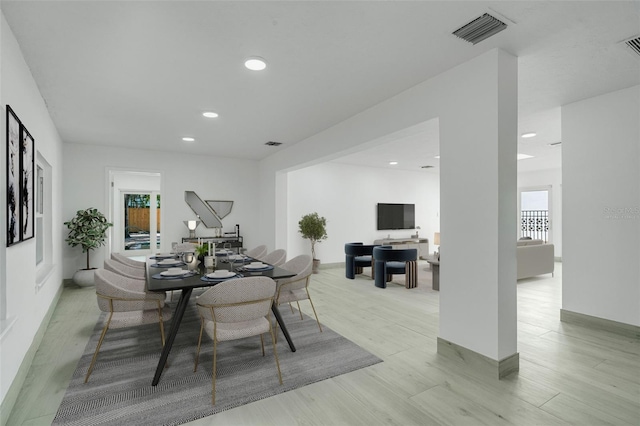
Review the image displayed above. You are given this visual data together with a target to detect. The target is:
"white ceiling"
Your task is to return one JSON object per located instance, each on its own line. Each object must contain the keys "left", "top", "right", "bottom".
{"left": 2, "top": 1, "right": 639, "bottom": 174}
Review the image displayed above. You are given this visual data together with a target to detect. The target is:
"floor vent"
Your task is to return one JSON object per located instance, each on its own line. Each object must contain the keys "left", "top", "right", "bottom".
{"left": 453, "top": 13, "right": 507, "bottom": 45}
{"left": 265, "top": 141, "right": 283, "bottom": 146}
{"left": 621, "top": 35, "right": 640, "bottom": 58}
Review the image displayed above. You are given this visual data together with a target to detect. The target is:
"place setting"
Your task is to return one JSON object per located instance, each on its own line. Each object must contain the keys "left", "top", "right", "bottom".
{"left": 200, "top": 269, "right": 244, "bottom": 283}
{"left": 151, "top": 267, "right": 196, "bottom": 280}
{"left": 220, "top": 254, "right": 251, "bottom": 264}
{"left": 214, "top": 249, "right": 235, "bottom": 257}
{"left": 149, "top": 253, "right": 178, "bottom": 260}
{"left": 150, "top": 257, "right": 186, "bottom": 268}
{"left": 237, "top": 261, "right": 274, "bottom": 273}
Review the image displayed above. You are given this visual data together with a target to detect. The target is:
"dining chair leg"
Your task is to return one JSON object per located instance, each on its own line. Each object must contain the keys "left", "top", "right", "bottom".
{"left": 289, "top": 302, "right": 295, "bottom": 314}
{"left": 194, "top": 318, "right": 204, "bottom": 372}
{"left": 85, "top": 312, "right": 113, "bottom": 383}
{"left": 272, "top": 315, "right": 280, "bottom": 344}
{"left": 212, "top": 339, "right": 218, "bottom": 405}
{"left": 306, "top": 293, "right": 323, "bottom": 332}
{"left": 260, "top": 334, "right": 265, "bottom": 356}
{"left": 296, "top": 301, "right": 303, "bottom": 320}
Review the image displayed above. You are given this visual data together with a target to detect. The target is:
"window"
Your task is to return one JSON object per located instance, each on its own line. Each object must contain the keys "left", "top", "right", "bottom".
{"left": 35, "top": 152, "right": 53, "bottom": 288}
{"left": 520, "top": 188, "right": 550, "bottom": 242}
{"left": 36, "top": 164, "right": 44, "bottom": 265}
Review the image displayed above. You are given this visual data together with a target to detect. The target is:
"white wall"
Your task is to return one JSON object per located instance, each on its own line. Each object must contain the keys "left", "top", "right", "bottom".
{"left": 0, "top": 12, "right": 64, "bottom": 406}
{"left": 518, "top": 168, "right": 562, "bottom": 257}
{"left": 62, "top": 143, "right": 261, "bottom": 278}
{"left": 287, "top": 162, "right": 439, "bottom": 263}
{"left": 261, "top": 49, "right": 518, "bottom": 361}
{"left": 563, "top": 85, "right": 640, "bottom": 326}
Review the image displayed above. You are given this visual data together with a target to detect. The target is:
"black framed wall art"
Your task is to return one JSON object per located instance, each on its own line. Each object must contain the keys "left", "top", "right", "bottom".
{"left": 21, "top": 126, "right": 34, "bottom": 241}
{"left": 6, "top": 105, "right": 35, "bottom": 246}
{"left": 6, "top": 106, "right": 21, "bottom": 246}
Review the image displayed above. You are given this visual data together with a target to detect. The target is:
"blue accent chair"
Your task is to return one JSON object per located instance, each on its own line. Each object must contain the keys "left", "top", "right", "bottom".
{"left": 373, "top": 246, "right": 418, "bottom": 289}
{"left": 344, "top": 243, "right": 378, "bottom": 279}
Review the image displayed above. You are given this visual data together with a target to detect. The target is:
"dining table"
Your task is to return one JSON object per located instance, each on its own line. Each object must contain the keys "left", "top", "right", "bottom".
{"left": 146, "top": 253, "right": 297, "bottom": 386}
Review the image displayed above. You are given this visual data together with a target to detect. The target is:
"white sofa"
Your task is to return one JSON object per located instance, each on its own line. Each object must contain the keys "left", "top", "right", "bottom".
{"left": 517, "top": 239, "right": 554, "bottom": 279}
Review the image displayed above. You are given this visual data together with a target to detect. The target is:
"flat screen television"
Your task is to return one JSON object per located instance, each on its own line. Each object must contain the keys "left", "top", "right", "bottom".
{"left": 377, "top": 203, "right": 415, "bottom": 230}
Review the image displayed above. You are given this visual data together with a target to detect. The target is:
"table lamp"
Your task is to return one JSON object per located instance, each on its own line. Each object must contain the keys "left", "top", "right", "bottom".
{"left": 183, "top": 220, "right": 200, "bottom": 239}
{"left": 434, "top": 232, "right": 440, "bottom": 258}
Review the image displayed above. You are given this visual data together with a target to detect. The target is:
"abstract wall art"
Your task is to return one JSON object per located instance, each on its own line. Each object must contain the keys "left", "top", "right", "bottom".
{"left": 6, "top": 105, "right": 35, "bottom": 246}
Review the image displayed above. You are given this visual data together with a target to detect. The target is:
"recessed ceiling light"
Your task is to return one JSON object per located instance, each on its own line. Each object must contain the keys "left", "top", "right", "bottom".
{"left": 517, "top": 153, "right": 534, "bottom": 160}
{"left": 389, "top": 161, "right": 398, "bottom": 165}
{"left": 434, "top": 155, "right": 440, "bottom": 159}
{"left": 182, "top": 137, "right": 195, "bottom": 142}
{"left": 202, "top": 112, "right": 219, "bottom": 118}
{"left": 244, "top": 57, "right": 267, "bottom": 71}
{"left": 521, "top": 132, "right": 537, "bottom": 138}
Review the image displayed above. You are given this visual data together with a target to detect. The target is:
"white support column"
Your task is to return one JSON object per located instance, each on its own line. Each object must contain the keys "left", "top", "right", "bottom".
{"left": 438, "top": 49, "right": 519, "bottom": 378}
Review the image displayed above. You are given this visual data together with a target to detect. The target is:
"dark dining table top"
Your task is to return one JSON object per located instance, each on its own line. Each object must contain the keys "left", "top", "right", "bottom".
{"left": 146, "top": 256, "right": 295, "bottom": 293}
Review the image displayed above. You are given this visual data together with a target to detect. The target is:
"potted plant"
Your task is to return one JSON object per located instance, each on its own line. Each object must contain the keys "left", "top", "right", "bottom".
{"left": 195, "top": 243, "right": 209, "bottom": 264}
{"left": 298, "top": 212, "right": 328, "bottom": 273}
{"left": 64, "top": 207, "right": 112, "bottom": 286}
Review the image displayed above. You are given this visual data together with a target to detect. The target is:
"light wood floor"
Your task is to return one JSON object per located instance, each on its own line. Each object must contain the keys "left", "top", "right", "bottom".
{"left": 7, "top": 262, "right": 640, "bottom": 425}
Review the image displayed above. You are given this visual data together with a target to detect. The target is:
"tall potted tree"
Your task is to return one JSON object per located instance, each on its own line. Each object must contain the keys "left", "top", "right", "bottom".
{"left": 298, "top": 212, "right": 328, "bottom": 274}
{"left": 64, "top": 207, "right": 112, "bottom": 286}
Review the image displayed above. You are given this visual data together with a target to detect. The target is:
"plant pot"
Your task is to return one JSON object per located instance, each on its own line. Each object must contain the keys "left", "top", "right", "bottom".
{"left": 312, "top": 258, "right": 321, "bottom": 274}
{"left": 73, "top": 268, "right": 97, "bottom": 287}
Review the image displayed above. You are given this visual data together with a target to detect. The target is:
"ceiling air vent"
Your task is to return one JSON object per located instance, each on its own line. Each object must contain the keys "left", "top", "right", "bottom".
{"left": 265, "top": 141, "right": 283, "bottom": 146}
{"left": 453, "top": 13, "right": 507, "bottom": 45}
{"left": 421, "top": 165, "right": 434, "bottom": 169}
{"left": 548, "top": 141, "right": 562, "bottom": 147}
{"left": 621, "top": 35, "right": 640, "bottom": 58}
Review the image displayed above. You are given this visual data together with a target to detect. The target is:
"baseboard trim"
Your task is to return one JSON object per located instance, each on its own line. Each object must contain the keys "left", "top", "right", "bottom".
{"left": 560, "top": 309, "right": 640, "bottom": 339}
{"left": 0, "top": 283, "right": 63, "bottom": 426}
{"left": 437, "top": 337, "right": 519, "bottom": 379}
{"left": 317, "top": 261, "right": 344, "bottom": 270}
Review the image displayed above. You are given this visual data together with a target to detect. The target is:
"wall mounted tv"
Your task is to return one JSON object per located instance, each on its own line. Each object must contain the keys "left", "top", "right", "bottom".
{"left": 377, "top": 203, "right": 415, "bottom": 230}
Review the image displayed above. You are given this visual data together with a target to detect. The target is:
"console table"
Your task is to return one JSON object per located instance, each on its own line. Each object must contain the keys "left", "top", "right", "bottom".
{"left": 373, "top": 237, "right": 429, "bottom": 259}
{"left": 182, "top": 236, "right": 243, "bottom": 252}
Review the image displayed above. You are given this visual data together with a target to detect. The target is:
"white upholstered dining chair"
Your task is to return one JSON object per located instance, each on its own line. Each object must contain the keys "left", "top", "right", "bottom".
{"left": 111, "top": 252, "right": 146, "bottom": 270}
{"left": 275, "top": 254, "right": 322, "bottom": 332}
{"left": 258, "top": 249, "right": 287, "bottom": 267}
{"left": 245, "top": 245, "right": 267, "bottom": 259}
{"left": 194, "top": 276, "right": 282, "bottom": 405}
{"left": 104, "top": 258, "right": 146, "bottom": 280}
{"left": 85, "top": 269, "right": 171, "bottom": 383}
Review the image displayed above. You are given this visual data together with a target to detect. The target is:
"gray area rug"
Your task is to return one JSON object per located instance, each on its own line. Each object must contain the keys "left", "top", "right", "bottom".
{"left": 53, "top": 296, "right": 382, "bottom": 426}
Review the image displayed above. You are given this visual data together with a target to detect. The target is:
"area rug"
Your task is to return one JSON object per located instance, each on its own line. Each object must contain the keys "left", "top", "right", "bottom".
{"left": 53, "top": 298, "right": 381, "bottom": 426}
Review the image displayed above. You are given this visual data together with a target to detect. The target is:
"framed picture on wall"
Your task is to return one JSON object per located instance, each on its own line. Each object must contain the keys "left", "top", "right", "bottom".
{"left": 21, "top": 126, "right": 35, "bottom": 241}
{"left": 6, "top": 106, "right": 21, "bottom": 246}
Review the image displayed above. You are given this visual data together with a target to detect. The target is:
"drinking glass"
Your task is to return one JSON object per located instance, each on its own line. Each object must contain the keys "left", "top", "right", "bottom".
{"left": 227, "top": 251, "right": 234, "bottom": 273}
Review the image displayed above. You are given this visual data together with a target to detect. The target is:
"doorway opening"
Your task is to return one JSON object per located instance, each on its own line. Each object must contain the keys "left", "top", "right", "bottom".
{"left": 108, "top": 170, "right": 162, "bottom": 257}
{"left": 519, "top": 187, "right": 551, "bottom": 242}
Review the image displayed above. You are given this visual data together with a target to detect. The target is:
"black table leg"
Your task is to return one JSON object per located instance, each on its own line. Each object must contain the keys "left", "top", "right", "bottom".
{"left": 152, "top": 288, "right": 193, "bottom": 386}
{"left": 272, "top": 303, "right": 296, "bottom": 352}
